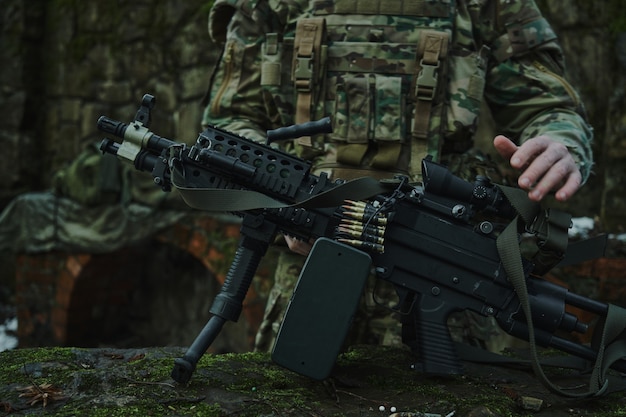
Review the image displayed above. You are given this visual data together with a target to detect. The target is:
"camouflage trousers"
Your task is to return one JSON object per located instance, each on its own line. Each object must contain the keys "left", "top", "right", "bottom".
{"left": 253, "top": 250, "right": 523, "bottom": 355}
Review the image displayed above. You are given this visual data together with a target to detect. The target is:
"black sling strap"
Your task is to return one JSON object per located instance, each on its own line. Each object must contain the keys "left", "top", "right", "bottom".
{"left": 496, "top": 185, "right": 626, "bottom": 398}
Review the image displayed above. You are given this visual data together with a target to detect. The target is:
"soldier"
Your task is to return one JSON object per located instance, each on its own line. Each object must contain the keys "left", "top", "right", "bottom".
{"left": 200, "top": 0, "right": 593, "bottom": 353}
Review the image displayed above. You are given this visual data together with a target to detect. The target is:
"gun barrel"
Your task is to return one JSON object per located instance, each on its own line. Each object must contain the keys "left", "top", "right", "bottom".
{"left": 565, "top": 291, "right": 609, "bottom": 316}
{"left": 99, "top": 138, "right": 120, "bottom": 156}
{"left": 97, "top": 116, "right": 128, "bottom": 139}
{"left": 99, "top": 137, "right": 165, "bottom": 175}
{"left": 198, "top": 150, "right": 256, "bottom": 180}
{"left": 512, "top": 322, "right": 626, "bottom": 374}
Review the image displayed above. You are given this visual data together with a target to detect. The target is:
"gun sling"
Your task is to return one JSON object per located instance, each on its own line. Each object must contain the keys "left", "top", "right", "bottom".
{"left": 497, "top": 185, "right": 626, "bottom": 398}
{"left": 171, "top": 165, "right": 392, "bottom": 212}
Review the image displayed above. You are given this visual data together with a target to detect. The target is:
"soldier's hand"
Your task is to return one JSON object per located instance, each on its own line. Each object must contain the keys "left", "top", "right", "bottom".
{"left": 493, "top": 135, "right": 582, "bottom": 202}
{"left": 284, "top": 235, "right": 313, "bottom": 256}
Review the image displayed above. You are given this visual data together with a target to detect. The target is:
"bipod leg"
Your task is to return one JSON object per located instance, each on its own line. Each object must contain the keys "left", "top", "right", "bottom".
{"left": 172, "top": 316, "right": 227, "bottom": 383}
{"left": 171, "top": 214, "right": 277, "bottom": 383}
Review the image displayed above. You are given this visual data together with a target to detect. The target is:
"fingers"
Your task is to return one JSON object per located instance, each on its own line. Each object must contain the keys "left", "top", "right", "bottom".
{"left": 554, "top": 170, "right": 582, "bottom": 202}
{"left": 493, "top": 135, "right": 519, "bottom": 160}
{"left": 524, "top": 157, "right": 581, "bottom": 202}
{"left": 515, "top": 138, "right": 578, "bottom": 201}
{"left": 492, "top": 135, "right": 582, "bottom": 202}
{"left": 284, "top": 235, "right": 313, "bottom": 256}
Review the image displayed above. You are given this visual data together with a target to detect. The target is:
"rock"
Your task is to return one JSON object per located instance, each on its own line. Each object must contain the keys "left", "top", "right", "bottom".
{"left": 466, "top": 406, "right": 502, "bottom": 417}
{"left": 518, "top": 396, "right": 544, "bottom": 411}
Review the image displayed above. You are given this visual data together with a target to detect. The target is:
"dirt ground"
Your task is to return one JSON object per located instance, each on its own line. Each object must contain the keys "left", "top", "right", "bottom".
{"left": 1, "top": 344, "right": 626, "bottom": 417}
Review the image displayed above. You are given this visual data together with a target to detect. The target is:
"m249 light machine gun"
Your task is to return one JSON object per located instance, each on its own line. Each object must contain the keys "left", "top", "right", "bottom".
{"left": 98, "top": 94, "right": 625, "bottom": 398}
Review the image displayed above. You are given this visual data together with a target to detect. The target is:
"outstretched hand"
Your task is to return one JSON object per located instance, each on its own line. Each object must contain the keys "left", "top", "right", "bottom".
{"left": 493, "top": 135, "right": 582, "bottom": 202}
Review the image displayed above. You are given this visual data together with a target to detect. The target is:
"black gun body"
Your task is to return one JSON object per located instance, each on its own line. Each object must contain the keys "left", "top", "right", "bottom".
{"left": 372, "top": 195, "right": 623, "bottom": 373}
{"left": 370, "top": 194, "right": 514, "bottom": 374}
{"left": 383, "top": 196, "right": 517, "bottom": 302}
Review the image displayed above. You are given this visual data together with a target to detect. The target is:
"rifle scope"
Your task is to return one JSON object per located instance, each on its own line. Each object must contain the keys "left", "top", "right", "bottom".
{"left": 421, "top": 157, "right": 514, "bottom": 217}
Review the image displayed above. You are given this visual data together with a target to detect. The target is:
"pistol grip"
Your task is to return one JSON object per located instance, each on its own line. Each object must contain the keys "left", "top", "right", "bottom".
{"left": 404, "top": 294, "right": 463, "bottom": 376}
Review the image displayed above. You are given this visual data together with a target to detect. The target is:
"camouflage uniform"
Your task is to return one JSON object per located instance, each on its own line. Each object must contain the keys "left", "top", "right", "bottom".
{"left": 201, "top": 0, "right": 594, "bottom": 353}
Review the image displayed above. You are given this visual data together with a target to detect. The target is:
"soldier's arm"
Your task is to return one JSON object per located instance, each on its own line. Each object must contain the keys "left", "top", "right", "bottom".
{"left": 481, "top": 0, "right": 593, "bottom": 201}
{"left": 201, "top": 0, "right": 290, "bottom": 141}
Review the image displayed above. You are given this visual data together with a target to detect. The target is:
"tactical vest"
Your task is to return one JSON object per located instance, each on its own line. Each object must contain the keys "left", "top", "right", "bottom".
{"left": 260, "top": 0, "right": 485, "bottom": 180}
{"left": 208, "top": 0, "right": 561, "bottom": 182}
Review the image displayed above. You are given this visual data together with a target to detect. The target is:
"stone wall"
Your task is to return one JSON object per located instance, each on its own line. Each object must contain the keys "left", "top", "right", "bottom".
{"left": 0, "top": 0, "right": 217, "bottom": 206}
{"left": 0, "top": 0, "right": 227, "bottom": 349}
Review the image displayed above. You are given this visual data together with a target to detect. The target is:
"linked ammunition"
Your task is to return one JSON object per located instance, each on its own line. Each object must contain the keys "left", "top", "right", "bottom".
{"left": 336, "top": 226, "right": 385, "bottom": 245}
{"left": 342, "top": 211, "right": 388, "bottom": 225}
{"left": 337, "top": 223, "right": 383, "bottom": 235}
{"left": 337, "top": 238, "right": 385, "bottom": 253}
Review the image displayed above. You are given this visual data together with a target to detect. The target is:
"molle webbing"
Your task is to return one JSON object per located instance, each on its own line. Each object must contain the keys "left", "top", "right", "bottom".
{"left": 492, "top": 17, "right": 557, "bottom": 63}
{"left": 326, "top": 44, "right": 417, "bottom": 75}
{"left": 261, "top": 33, "right": 281, "bottom": 86}
{"left": 411, "top": 30, "right": 449, "bottom": 168}
{"left": 313, "top": 0, "right": 451, "bottom": 17}
{"left": 292, "top": 18, "right": 327, "bottom": 147}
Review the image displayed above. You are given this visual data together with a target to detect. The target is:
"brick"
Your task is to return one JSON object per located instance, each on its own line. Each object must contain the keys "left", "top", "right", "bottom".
{"left": 188, "top": 230, "right": 210, "bottom": 259}
{"left": 51, "top": 307, "right": 68, "bottom": 344}
{"left": 56, "top": 269, "right": 77, "bottom": 295}
{"left": 66, "top": 253, "right": 89, "bottom": 277}
{"left": 55, "top": 286, "right": 72, "bottom": 311}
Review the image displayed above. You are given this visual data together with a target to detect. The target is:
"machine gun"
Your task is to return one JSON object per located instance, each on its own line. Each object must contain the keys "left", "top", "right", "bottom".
{"left": 98, "top": 94, "right": 625, "bottom": 397}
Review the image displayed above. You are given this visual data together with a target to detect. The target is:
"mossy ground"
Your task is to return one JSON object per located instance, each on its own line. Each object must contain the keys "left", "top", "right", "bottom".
{"left": 2, "top": 345, "right": 626, "bottom": 416}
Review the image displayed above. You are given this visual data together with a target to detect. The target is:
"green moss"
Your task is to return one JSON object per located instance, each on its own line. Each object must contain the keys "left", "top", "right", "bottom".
{"left": 191, "top": 351, "right": 325, "bottom": 415}
{"left": 125, "top": 351, "right": 175, "bottom": 381}
{"left": 0, "top": 347, "right": 77, "bottom": 385}
{"left": 6, "top": 346, "right": 626, "bottom": 416}
{"left": 206, "top": 351, "right": 297, "bottom": 391}
{"left": 0, "top": 347, "right": 230, "bottom": 416}
{"left": 338, "top": 344, "right": 409, "bottom": 364}
{"left": 51, "top": 400, "right": 223, "bottom": 417}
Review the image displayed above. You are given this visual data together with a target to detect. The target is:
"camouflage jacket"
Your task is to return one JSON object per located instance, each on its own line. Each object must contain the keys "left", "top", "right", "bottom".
{"left": 202, "top": 0, "right": 593, "bottom": 182}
